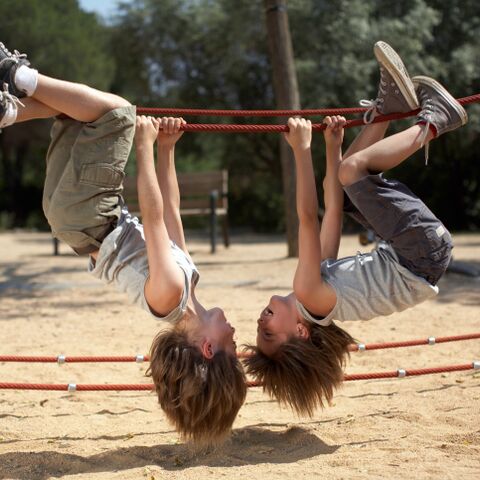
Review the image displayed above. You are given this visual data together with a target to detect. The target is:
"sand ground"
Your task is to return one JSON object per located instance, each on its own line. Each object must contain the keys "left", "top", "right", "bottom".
{"left": 0, "top": 231, "right": 479, "bottom": 480}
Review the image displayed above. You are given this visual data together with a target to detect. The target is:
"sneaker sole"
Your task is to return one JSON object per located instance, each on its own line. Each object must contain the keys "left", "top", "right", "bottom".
{"left": 374, "top": 41, "right": 419, "bottom": 110}
{"left": 412, "top": 75, "right": 468, "bottom": 126}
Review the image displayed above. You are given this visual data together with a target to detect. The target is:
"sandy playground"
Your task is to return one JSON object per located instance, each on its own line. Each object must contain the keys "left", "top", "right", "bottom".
{"left": 0, "top": 230, "right": 479, "bottom": 480}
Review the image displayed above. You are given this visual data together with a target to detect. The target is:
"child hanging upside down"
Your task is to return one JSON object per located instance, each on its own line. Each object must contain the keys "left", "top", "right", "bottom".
{"left": 244, "top": 41, "right": 467, "bottom": 416}
{"left": 0, "top": 42, "right": 246, "bottom": 445}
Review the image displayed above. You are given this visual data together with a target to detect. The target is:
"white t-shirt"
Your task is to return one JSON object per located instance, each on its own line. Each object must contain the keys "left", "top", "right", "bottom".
{"left": 296, "top": 243, "right": 438, "bottom": 325}
{"left": 89, "top": 208, "right": 199, "bottom": 322}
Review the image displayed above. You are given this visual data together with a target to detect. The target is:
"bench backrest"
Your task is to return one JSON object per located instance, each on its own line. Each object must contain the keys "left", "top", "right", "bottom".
{"left": 122, "top": 169, "right": 228, "bottom": 214}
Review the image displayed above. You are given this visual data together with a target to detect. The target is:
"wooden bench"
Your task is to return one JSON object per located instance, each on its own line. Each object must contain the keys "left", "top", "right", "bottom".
{"left": 52, "top": 169, "right": 230, "bottom": 255}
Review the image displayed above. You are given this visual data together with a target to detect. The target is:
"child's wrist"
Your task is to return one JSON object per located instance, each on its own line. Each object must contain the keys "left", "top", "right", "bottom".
{"left": 293, "top": 144, "right": 311, "bottom": 154}
{"left": 135, "top": 138, "right": 155, "bottom": 149}
{"left": 157, "top": 143, "right": 175, "bottom": 152}
{"left": 325, "top": 141, "right": 342, "bottom": 152}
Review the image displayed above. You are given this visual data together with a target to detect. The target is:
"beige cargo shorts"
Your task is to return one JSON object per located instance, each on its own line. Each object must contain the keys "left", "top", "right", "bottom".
{"left": 42, "top": 105, "right": 136, "bottom": 255}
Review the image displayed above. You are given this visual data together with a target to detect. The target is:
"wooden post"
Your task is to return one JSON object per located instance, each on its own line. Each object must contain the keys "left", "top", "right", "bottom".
{"left": 264, "top": 0, "right": 300, "bottom": 257}
{"left": 210, "top": 190, "right": 218, "bottom": 254}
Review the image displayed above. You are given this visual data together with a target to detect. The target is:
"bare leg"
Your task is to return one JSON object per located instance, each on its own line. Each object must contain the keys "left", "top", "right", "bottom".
{"left": 31, "top": 74, "right": 131, "bottom": 123}
{"left": 15, "top": 98, "right": 59, "bottom": 123}
{"left": 343, "top": 121, "right": 390, "bottom": 160}
{"left": 339, "top": 125, "right": 434, "bottom": 186}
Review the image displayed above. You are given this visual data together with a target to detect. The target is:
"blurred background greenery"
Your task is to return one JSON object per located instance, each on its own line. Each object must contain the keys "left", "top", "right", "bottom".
{"left": 0, "top": 0, "right": 478, "bottom": 234}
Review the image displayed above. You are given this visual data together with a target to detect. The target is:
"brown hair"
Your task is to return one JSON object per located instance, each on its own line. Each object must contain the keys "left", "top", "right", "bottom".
{"left": 243, "top": 322, "right": 354, "bottom": 416}
{"left": 147, "top": 327, "right": 247, "bottom": 446}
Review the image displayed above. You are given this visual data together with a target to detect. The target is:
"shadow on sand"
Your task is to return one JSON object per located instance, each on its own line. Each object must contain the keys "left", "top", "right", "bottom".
{"left": 436, "top": 259, "right": 480, "bottom": 306}
{"left": 0, "top": 426, "right": 338, "bottom": 479}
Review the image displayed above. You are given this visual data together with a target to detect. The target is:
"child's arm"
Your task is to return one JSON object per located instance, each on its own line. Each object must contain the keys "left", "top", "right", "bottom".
{"left": 285, "top": 118, "right": 336, "bottom": 316}
{"left": 320, "top": 115, "right": 346, "bottom": 261}
{"left": 135, "top": 116, "right": 184, "bottom": 315}
{"left": 155, "top": 117, "right": 190, "bottom": 258}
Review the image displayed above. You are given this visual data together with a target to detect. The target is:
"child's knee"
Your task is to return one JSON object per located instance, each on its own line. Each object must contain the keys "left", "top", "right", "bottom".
{"left": 98, "top": 93, "right": 131, "bottom": 114}
{"left": 338, "top": 156, "right": 365, "bottom": 186}
{"left": 113, "top": 96, "right": 132, "bottom": 109}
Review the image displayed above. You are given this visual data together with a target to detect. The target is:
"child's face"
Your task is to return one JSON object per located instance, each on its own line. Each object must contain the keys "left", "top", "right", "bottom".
{"left": 256, "top": 293, "right": 304, "bottom": 357}
{"left": 202, "top": 307, "right": 237, "bottom": 356}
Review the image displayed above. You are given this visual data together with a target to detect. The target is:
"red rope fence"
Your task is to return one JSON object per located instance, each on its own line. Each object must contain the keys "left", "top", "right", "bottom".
{"left": 1, "top": 333, "right": 478, "bottom": 363}
{"left": 347, "top": 332, "right": 480, "bottom": 352}
{"left": 0, "top": 355, "right": 148, "bottom": 363}
{"left": 0, "top": 362, "right": 477, "bottom": 391}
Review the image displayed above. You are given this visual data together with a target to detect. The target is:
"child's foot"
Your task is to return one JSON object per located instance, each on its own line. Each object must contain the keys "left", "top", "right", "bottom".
{"left": 412, "top": 75, "right": 468, "bottom": 163}
{"left": 0, "top": 83, "right": 23, "bottom": 128}
{"left": 413, "top": 75, "right": 468, "bottom": 136}
{"left": 0, "top": 42, "right": 32, "bottom": 98}
{"left": 361, "top": 41, "right": 419, "bottom": 123}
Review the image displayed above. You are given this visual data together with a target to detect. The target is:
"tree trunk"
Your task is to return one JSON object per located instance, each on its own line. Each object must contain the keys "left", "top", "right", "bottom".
{"left": 264, "top": 0, "right": 300, "bottom": 257}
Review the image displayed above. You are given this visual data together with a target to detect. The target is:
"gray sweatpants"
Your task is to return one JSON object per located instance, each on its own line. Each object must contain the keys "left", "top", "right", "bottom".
{"left": 343, "top": 174, "right": 453, "bottom": 286}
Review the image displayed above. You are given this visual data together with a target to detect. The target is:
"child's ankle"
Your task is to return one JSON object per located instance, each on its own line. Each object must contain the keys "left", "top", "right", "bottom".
{"left": 416, "top": 120, "right": 437, "bottom": 138}
{"left": 14, "top": 65, "right": 38, "bottom": 97}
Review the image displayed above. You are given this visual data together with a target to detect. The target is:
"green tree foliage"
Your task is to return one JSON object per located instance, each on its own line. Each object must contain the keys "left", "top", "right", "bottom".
{"left": 111, "top": 0, "right": 283, "bottom": 230}
{"left": 110, "top": 0, "right": 479, "bottom": 231}
{"left": 0, "top": 0, "right": 479, "bottom": 232}
{"left": 0, "top": 0, "right": 114, "bottom": 227}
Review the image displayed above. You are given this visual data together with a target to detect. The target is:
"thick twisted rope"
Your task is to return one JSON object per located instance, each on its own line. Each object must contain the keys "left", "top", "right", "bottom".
{"left": 0, "top": 362, "right": 477, "bottom": 391}
{"left": 149, "top": 110, "right": 413, "bottom": 133}
{"left": 138, "top": 106, "right": 367, "bottom": 117}
{"left": 347, "top": 332, "right": 480, "bottom": 352}
{"left": 1, "top": 333, "right": 478, "bottom": 363}
{"left": 0, "top": 355, "right": 148, "bottom": 363}
{"left": 142, "top": 107, "right": 453, "bottom": 133}
{"left": 137, "top": 93, "right": 480, "bottom": 119}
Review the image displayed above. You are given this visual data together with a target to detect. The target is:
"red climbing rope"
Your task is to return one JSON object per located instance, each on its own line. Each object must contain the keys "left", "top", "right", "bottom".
{"left": 134, "top": 93, "right": 480, "bottom": 133}
{"left": 0, "top": 362, "right": 477, "bottom": 391}
{"left": 138, "top": 106, "right": 367, "bottom": 117}
{"left": 1, "top": 333, "right": 478, "bottom": 363}
{"left": 150, "top": 110, "right": 415, "bottom": 133}
{"left": 136, "top": 93, "right": 480, "bottom": 117}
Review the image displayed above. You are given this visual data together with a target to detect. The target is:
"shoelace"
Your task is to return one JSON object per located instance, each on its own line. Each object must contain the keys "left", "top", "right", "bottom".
{"left": 0, "top": 82, "right": 24, "bottom": 130}
{"left": 0, "top": 82, "right": 24, "bottom": 109}
{"left": 359, "top": 68, "right": 388, "bottom": 123}
{"left": 359, "top": 98, "right": 383, "bottom": 124}
{"left": 0, "top": 43, "right": 28, "bottom": 69}
{"left": 418, "top": 97, "right": 434, "bottom": 165}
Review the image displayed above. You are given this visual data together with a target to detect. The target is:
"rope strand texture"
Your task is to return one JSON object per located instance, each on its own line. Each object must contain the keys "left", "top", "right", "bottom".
{"left": 1, "top": 333, "right": 478, "bottom": 362}
{"left": 0, "top": 362, "right": 476, "bottom": 391}
{"left": 144, "top": 110, "right": 414, "bottom": 133}
{"left": 136, "top": 93, "right": 479, "bottom": 118}
{"left": 148, "top": 110, "right": 414, "bottom": 133}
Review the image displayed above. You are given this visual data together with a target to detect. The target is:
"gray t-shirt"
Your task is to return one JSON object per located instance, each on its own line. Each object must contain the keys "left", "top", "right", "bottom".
{"left": 89, "top": 208, "right": 199, "bottom": 322}
{"left": 296, "top": 243, "right": 438, "bottom": 326}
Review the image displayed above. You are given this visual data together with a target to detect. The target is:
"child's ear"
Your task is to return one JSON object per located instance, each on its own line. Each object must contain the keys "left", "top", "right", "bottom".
{"left": 296, "top": 322, "right": 310, "bottom": 340}
{"left": 201, "top": 340, "right": 214, "bottom": 359}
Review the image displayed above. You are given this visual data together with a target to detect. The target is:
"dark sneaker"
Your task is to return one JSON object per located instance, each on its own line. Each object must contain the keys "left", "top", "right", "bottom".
{"left": 0, "top": 83, "right": 23, "bottom": 128}
{"left": 360, "top": 41, "right": 418, "bottom": 123}
{"left": 412, "top": 75, "right": 468, "bottom": 164}
{"left": 0, "top": 42, "right": 31, "bottom": 98}
{"left": 413, "top": 75, "right": 468, "bottom": 136}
